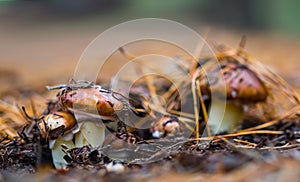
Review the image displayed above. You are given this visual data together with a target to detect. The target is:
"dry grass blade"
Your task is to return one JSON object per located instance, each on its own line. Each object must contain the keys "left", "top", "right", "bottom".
{"left": 220, "top": 130, "right": 284, "bottom": 138}
{"left": 223, "top": 138, "right": 300, "bottom": 150}
{"left": 144, "top": 75, "right": 160, "bottom": 108}
{"left": 0, "top": 100, "right": 27, "bottom": 138}
{"left": 240, "top": 105, "right": 300, "bottom": 132}
{"left": 191, "top": 72, "right": 200, "bottom": 139}
{"left": 196, "top": 79, "right": 211, "bottom": 137}
{"left": 213, "top": 130, "right": 284, "bottom": 143}
{"left": 168, "top": 109, "right": 196, "bottom": 119}
{"left": 236, "top": 35, "right": 247, "bottom": 56}
{"left": 178, "top": 118, "right": 196, "bottom": 133}
{"left": 0, "top": 100, "right": 24, "bottom": 125}
{"left": 188, "top": 129, "right": 286, "bottom": 143}
{"left": 233, "top": 139, "right": 257, "bottom": 147}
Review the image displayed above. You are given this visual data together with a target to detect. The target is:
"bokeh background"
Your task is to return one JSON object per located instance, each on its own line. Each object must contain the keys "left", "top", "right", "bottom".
{"left": 1, "top": 0, "right": 300, "bottom": 94}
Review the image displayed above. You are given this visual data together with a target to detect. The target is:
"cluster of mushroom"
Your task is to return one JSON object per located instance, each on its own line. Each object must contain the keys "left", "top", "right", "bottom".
{"left": 38, "top": 84, "right": 124, "bottom": 169}
{"left": 37, "top": 82, "right": 180, "bottom": 169}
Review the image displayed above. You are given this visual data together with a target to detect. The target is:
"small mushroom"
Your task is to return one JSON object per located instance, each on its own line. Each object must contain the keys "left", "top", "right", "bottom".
{"left": 37, "top": 111, "right": 77, "bottom": 169}
{"left": 38, "top": 111, "right": 76, "bottom": 140}
{"left": 201, "top": 58, "right": 268, "bottom": 133}
{"left": 151, "top": 115, "right": 180, "bottom": 138}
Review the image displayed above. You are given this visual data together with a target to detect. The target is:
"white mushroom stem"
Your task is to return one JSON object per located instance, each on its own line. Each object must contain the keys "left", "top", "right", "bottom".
{"left": 50, "top": 122, "right": 105, "bottom": 169}
{"left": 74, "top": 122, "right": 105, "bottom": 147}
{"left": 51, "top": 137, "right": 75, "bottom": 169}
{"left": 208, "top": 98, "right": 244, "bottom": 134}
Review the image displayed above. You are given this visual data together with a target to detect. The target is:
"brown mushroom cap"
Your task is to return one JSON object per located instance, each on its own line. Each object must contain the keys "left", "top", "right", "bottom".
{"left": 38, "top": 111, "right": 76, "bottom": 139}
{"left": 59, "top": 87, "right": 124, "bottom": 117}
{"left": 153, "top": 115, "right": 179, "bottom": 135}
{"left": 205, "top": 58, "right": 268, "bottom": 102}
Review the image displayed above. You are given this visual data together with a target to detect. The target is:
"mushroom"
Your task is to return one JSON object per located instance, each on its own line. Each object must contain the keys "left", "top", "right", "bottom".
{"left": 201, "top": 58, "right": 268, "bottom": 133}
{"left": 58, "top": 85, "right": 125, "bottom": 150}
{"left": 42, "top": 84, "right": 125, "bottom": 169}
{"left": 49, "top": 121, "right": 105, "bottom": 169}
{"left": 37, "top": 111, "right": 77, "bottom": 169}
{"left": 38, "top": 111, "right": 76, "bottom": 140}
{"left": 151, "top": 115, "right": 180, "bottom": 138}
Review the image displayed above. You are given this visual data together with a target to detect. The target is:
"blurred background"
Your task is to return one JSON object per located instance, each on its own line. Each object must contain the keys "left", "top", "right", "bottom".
{"left": 1, "top": 0, "right": 300, "bottom": 95}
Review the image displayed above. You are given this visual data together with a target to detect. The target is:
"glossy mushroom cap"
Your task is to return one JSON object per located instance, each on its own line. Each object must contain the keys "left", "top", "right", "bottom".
{"left": 205, "top": 58, "right": 268, "bottom": 102}
{"left": 38, "top": 111, "right": 77, "bottom": 139}
{"left": 59, "top": 86, "right": 124, "bottom": 117}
